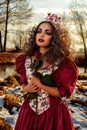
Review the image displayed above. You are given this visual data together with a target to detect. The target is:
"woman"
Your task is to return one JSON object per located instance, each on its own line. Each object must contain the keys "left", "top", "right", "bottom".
{"left": 15, "top": 14, "right": 78, "bottom": 130}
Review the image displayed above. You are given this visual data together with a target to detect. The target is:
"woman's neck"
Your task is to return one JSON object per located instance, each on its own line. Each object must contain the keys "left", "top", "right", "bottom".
{"left": 39, "top": 47, "right": 49, "bottom": 54}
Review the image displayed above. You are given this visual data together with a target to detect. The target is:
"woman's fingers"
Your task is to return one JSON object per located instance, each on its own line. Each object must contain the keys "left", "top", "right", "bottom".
{"left": 33, "top": 85, "right": 39, "bottom": 91}
{"left": 30, "top": 83, "right": 39, "bottom": 92}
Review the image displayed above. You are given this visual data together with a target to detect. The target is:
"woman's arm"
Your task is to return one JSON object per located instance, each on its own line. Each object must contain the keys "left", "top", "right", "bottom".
{"left": 31, "top": 76, "right": 60, "bottom": 97}
{"left": 30, "top": 59, "right": 78, "bottom": 98}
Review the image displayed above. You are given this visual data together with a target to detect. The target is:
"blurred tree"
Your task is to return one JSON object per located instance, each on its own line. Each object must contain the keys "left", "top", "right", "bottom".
{"left": 0, "top": 31, "right": 2, "bottom": 52}
{"left": 0, "top": 0, "right": 33, "bottom": 52}
{"left": 62, "top": 11, "right": 69, "bottom": 29}
{"left": 69, "top": 0, "right": 87, "bottom": 70}
{"left": 12, "top": 29, "right": 24, "bottom": 51}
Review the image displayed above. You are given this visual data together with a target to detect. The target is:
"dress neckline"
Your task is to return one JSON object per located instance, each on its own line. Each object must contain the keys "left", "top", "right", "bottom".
{"left": 37, "top": 64, "right": 53, "bottom": 70}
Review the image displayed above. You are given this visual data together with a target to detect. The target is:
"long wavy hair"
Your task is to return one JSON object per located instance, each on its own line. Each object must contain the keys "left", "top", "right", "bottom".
{"left": 22, "top": 21, "right": 73, "bottom": 64}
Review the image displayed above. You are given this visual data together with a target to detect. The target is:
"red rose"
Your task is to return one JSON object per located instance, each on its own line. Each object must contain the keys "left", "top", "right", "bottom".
{"left": 34, "top": 52, "right": 41, "bottom": 59}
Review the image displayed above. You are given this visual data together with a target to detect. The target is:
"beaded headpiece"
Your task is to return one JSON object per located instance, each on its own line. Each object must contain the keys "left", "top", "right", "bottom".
{"left": 45, "top": 13, "right": 62, "bottom": 26}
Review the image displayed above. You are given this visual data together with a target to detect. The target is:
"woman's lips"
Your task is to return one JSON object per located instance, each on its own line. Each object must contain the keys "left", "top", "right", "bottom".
{"left": 38, "top": 39, "right": 44, "bottom": 42}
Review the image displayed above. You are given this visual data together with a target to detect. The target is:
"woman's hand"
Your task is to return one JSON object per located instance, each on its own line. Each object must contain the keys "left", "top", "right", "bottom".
{"left": 31, "top": 76, "right": 60, "bottom": 97}
{"left": 22, "top": 82, "right": 39, "bottom": 93}
{"left": 31, "top": 76, "right": 43, "bottom": 89}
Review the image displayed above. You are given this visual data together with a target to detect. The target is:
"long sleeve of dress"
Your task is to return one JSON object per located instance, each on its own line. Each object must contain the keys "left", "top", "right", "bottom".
{"left": 51, "top": 59, "right": 78, "bottom": 98}
{"left": 15, "top": 54, "right": 28, "bottom": 85}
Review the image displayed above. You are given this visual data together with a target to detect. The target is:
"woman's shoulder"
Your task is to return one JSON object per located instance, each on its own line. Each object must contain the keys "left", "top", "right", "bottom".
{"left": 60, "top": 58, "right": 78, "bottom": 72}
{"left": 16, "top": 54, "right": 31, "bottom": 63}
{"left": 15, "top": 54, "right": 26, "bottom": 73}
{"left": 16, "top": 53, "right": 26, "bottom": 63}
{"left": 52, "top": 58, "right": 78, "bottom": 75}
{"left": 15, "top": 54, "right": 29, "bottom": 85}
{"left": 15, "top": 53, "right": 31, "bottom": 68}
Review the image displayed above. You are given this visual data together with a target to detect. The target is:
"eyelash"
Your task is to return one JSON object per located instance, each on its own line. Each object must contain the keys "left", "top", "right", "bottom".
{"left": 37, "top": 30, "right": 53, "bottom": 35}
{"left": 46, "top": 32, "right": 53, "bottom": 35}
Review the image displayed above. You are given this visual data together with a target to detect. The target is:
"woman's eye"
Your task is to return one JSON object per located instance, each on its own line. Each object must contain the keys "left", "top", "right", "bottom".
{"left": 36, "top": 29, "right": 53, "bottom": 35}
{"left": 46, "top": 32, "right": 53, "bottom": 35}
{"left": 37, "top": 30, "right": 41, "bottom": 33}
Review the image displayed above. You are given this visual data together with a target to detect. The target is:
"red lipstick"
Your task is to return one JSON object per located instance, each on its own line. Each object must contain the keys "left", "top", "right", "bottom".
{"left": 38, "top": 39, "right": 44, "bottom": 42}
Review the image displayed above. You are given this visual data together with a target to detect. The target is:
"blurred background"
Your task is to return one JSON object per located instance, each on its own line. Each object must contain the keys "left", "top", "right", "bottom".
{"left": 0, "top": 0, "right": 87, "bottom": 130}
{"left": 0, "top": 0, "right": 87, "bottom": 78}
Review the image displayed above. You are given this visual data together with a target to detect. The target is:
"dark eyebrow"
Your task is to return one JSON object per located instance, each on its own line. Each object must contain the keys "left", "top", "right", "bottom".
{"left": 38, "top": 27, "right": 52, "bottom": 32}
{"left": 45, "top": 29, "right": 52, "bottom": 32}
{"left": 38, "top": 28, "right": 41, "bottom": 30}
{"left": 38, "top": 28, "right": 42, "bottom": 30}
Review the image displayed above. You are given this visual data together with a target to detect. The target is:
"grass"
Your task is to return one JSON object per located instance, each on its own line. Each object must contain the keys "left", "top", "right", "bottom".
{"left": 0, "top": 52, "right": 21, "bottom": 64}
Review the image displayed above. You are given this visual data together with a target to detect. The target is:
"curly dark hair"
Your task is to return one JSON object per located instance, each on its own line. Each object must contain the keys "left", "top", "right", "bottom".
{"left": 22, "top": 21, "right": 73, "bottom": 64}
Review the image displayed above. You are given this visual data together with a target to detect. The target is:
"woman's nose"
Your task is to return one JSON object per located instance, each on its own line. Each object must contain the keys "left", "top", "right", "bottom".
{"left": 41, "top": 32, "right": 44, "bottom": 37}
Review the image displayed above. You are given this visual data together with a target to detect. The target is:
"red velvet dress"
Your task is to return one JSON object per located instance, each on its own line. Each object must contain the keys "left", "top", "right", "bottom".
{"left": 14, "top": 55, "right": 78, "bottom": 130}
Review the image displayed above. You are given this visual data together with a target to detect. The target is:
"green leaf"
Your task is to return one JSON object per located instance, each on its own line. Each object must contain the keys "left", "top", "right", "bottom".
{"left": 30, "top": 59, "right": 43, "bottom": 69}
{"left": 22, "top": 92, "right": 37, "bottom": 99}
{"left": 30, "top": 59, "right": 40, "bottom": 69}
{"left": 41, "top": 74, "right": 54, "bottom": 86}
{"left": 29, "top": 93, "right": 37, "bottom": 99}
{"left": 32, "top": 72, "right": 43, "bottom": 79}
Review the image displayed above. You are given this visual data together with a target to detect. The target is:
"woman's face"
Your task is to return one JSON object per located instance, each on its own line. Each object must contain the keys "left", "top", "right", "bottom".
{"left": 36, "top": 23, "right": 53, "bottom": 48}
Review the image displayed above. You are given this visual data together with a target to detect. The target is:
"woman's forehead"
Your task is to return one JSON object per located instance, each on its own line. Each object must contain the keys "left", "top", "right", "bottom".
{"left": 38, "top": 23, "right": 53, "bottom": 30}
